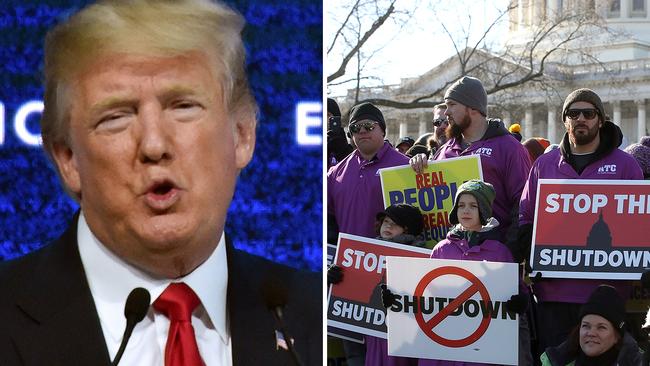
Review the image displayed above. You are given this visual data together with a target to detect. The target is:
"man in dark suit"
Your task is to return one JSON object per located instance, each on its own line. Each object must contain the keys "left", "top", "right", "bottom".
{"left": 0, "top": 1, "right": 321, "bottom": 365}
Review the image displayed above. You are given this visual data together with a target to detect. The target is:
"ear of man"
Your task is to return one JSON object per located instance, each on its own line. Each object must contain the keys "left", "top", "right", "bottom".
{"left": 232, "top": 104, "right": 257, "bottom": 170}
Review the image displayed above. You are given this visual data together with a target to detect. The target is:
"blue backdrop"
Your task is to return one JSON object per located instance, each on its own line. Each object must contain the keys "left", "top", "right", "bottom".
{"left": 0, "top": 0, "right": 322, "bottom": 272}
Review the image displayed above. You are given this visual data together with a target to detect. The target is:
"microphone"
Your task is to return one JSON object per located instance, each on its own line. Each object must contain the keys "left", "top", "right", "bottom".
{"left": 262, "top": 278, "right": 303, "bottom": 366}
{"left": 112, "top": 287, "right": 151, "bottom": 366}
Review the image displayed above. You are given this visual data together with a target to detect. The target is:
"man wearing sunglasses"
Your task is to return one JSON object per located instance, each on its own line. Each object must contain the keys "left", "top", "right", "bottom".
{"left": 328, "top": 102, "right": 409, "bottom": 239}
{"left": 430, "top": 103, "right": 449, "bottom": 151}
{"left": 516, "top": 88, "right": 643, "bottom": 359}
{"left": 327, "top": 102, "right": 409, "bottom": 365}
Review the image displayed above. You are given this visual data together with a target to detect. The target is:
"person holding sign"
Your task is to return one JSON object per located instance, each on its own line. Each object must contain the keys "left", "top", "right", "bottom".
{"left": 383, "top": 180, "right": 532, "bottom": 365}
{"left": 422, "top": 179, "right": 532, "bottom": 366}
{"left": 517, "top": 88, "right": 644, "bottom": 358}
{"left": 540, "top": 285, "right": 642, "bottom": 366}
{"left": 328, "top": 103, "right": 410, "bottom": 365}
{"left": 330, "top": 203, "right": 425, "bottom": 366}
{"left": 409, "top": 76, "right": 531, "bottom": 250}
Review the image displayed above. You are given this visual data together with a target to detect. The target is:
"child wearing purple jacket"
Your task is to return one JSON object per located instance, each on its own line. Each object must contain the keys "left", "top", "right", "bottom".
{"left": 382, "top": 180, "right": 532, "bottom": 365}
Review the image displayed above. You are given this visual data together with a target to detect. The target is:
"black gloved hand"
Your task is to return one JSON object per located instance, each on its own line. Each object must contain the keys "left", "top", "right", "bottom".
{"left": 380, "top": 284, "right": 398, "bottom": 308}
{"left": 641, "top": 269, "right": 650, "bottom": 289}
{"left": 327, "top": 265, "right": 344, "bottom": 285}
{"left": 505, "top": 294, "right": 529, "bottom": 315}
{"left": 530, "top": 271, "right": 543, "bottom": 283}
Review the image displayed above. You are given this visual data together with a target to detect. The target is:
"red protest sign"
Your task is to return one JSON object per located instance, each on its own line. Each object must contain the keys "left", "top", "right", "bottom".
{"left": 532, "top": 179, "right": 650, "bottom": 279}
{"left": 327, "top": 233, "right": 430, "bottom": 338}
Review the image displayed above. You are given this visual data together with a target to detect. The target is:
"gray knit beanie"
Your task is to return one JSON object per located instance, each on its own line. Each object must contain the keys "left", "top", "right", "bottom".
{"left": 444, "top": 76, "right": 488, "bottom": 116}
{"left": 449, "top": 179, "right": 496, "bottom": 226}
{"left": 562, "top": 88, "right": 605, "bottom": 122}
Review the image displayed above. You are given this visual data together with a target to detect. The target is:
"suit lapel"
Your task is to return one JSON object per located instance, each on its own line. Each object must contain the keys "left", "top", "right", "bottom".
{"left": 226, "top": 237, "right": 294, "bottom": 365}
{"left": 11, "top": 216, "right": 111, "bottom": 366}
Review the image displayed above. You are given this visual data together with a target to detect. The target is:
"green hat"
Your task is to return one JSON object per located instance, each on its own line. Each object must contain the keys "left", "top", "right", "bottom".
{"left": 449, "top": 179, "right": 496, "bottom": 226}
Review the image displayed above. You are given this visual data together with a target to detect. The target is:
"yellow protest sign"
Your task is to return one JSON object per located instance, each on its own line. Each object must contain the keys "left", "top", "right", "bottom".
{"left": 379, "top": 155, "right": 483, "bottom": 248}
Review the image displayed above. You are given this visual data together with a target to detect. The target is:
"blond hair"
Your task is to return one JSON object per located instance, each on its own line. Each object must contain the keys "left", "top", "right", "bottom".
{"left": 41, "top": 0, "right": 257, "bottom": 159}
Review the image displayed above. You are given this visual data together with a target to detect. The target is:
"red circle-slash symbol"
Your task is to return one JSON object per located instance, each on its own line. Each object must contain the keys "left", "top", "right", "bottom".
{"left": 414, "top": 266, "right": 492, "bottom": 348}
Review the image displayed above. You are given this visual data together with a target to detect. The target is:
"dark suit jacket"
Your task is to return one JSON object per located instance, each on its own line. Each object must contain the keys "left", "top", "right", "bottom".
{"left": 0, "top": 217, "right": 322, "bottom": 365}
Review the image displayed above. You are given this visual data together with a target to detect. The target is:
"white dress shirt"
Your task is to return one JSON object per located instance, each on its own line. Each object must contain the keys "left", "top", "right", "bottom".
{"left": 77, "top": 212, "right": 232, "bottom": 366}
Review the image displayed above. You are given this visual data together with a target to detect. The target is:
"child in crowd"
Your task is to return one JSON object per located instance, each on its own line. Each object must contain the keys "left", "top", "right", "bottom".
{"left": 383, "top": 180, "right": 532, "bottom": 365}
{"left": 540, "top": 285, "right": 643, "bottom": 366}
{"left": 329, "top": 203, "right": 425, "bottom": 366}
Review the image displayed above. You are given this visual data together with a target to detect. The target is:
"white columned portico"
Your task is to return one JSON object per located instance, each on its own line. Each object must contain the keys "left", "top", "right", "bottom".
{"left": 524, "top": 106, "right": 534, "bottom": 138}
{"left": 612, "top": 100, "right": 622, "bottom": 125}
{"left": 399, "top": 121, "right": 408, "bottom": 138}
{"left": 636, "top": 99, "right": 646, "bottom": 142}
{"left": 547, "top": 108, "right": 557, "bottom": 143}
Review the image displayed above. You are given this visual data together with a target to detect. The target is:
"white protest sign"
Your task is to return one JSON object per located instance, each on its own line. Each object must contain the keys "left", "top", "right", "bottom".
{"left": 386, "top": 257, "right": 519, "bottom": 365}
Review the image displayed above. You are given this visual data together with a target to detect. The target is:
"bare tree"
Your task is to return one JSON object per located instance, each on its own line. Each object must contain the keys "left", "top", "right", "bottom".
{"left": 326, "top": 0, "right": 415, "bottom": 86}
{"left": 327, "top": 1, "right": 621, "bottom": 111}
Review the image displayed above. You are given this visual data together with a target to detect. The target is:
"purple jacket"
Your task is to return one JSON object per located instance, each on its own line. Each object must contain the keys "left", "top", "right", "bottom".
{"left": 328, "top": 142, "right": 409, "bottom": 238}
{"left": 433, "top": 119, "right": 531, "bottom": 241}
{"left": 418, "top": 222, "right": 520, "bottom": 366}
{"left": 519, "top": 128, "right": 643, "bottom": 303}
{"left": 365, "top": 336, "right": 417, "bottom": 366}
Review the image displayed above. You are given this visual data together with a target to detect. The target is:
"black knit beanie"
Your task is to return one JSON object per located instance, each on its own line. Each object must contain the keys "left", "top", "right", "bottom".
{"left": 349, "top": 102, "right": 386, "bottom": 133}
{"left": 327, "top": 98, "right": 341, "bottom": 117}
{"left": 376, "top": 204, "right": 424, "bottom": 236}
{"left": 579, "top": 285, "right": 626, "bottom": 334}
{"left": 449, "top": 179, "right": 496, "bottom": 226}
{"left": 562, "top": 88, "right": 605, "bottom": 122}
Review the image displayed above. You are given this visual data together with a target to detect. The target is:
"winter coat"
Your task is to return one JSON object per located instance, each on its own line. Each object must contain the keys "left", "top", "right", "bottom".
{"left": 540, "top": 332, "right": 642, "bottom": 366}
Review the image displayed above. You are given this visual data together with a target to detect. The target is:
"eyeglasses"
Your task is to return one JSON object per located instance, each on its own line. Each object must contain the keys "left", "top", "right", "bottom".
{"left": 566, "top": 109, "right": 598, "bottom": 120}
{"left": 432, "top": 118, "right": 448, "bottom": 127}
{"left": 349, "top": 121, "right": 378, "bottom": 134}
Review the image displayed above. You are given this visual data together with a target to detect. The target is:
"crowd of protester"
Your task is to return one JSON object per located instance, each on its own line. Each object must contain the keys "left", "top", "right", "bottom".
{"left": 327, "top": 78, "right": 650, "bottom": 365}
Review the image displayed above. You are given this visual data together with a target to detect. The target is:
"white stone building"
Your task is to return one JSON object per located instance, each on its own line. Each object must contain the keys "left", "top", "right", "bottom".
{"left": 338, "top": 0, "right": 650, "bottom": 147}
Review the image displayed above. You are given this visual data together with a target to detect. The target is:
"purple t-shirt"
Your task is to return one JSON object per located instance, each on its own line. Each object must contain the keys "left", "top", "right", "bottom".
{"left": 328, "top": 142, "right": 409, "bottom": 238}
{"left": 519, "top": 147, "right": 643, "bottom": 303}
{"left": 434, "top": 131, "right": 531, "bottom": 239}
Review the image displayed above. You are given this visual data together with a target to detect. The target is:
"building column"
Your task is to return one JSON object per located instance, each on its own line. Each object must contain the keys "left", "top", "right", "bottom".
{"left": 636, "top": 99, "right": 646, "bottom": 142}
{"left": 399, "top": 121, "right": 408, "bottom": 138}
{"left": 547, "top": 107, "right": 557, "bottom": 143}
{"left": 621, "top": 0, "right": 629, "bottom": 18}
{"left": 502, "top": 110, "right": 512, "bottom": 126}
{"left": 518, "top": 0, "right": 526, "bottom": 27}
{"left": 547, "top": 0, "right": 559, "bottom": 20}
{"left": 612, "top": 100, "right": 622, "bottom": 125}
{"left": 418, "top": 114, "right": 428, "bottom": 137}
{"left": 524, "top": 106, "right": 534, "bottom": 138}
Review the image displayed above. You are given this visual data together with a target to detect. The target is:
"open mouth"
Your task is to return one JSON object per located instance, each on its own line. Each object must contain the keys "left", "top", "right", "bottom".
{"left": 144, "top": 179, "right": 180, "bottom": 211}
{"left": 150, "top": 181, "right": 175, "bottom": 196}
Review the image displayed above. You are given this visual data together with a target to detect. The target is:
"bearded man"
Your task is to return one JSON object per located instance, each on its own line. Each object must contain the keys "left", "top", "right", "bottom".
{"left": 516, "top": 88, "right": 643, "bottom": 359}
{"left": 410, "top": 76, "right": 531, "bottom": 245}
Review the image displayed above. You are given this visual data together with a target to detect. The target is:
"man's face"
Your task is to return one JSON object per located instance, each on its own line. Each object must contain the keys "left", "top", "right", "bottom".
{"left": 350, "top": 119, "right": 384, "bottom": 158}
{"left": 444, "top": 100, "right": 471, "bottom": 140}
{"left": 396, "top": 142, "right": 411, "bottom": 154}
{"left": 564, "top": 101, "right": 601, "bottom": 146}
{"left": 52, "top": 52, "right": 256, "bottom": 277}
{"left": 433, "top": 108, "right": 449, "bottom": 142}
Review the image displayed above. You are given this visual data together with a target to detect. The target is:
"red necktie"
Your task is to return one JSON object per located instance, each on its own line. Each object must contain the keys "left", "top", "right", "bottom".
{"left": 153, "top": 283, "right": 205, "bottom": 366}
